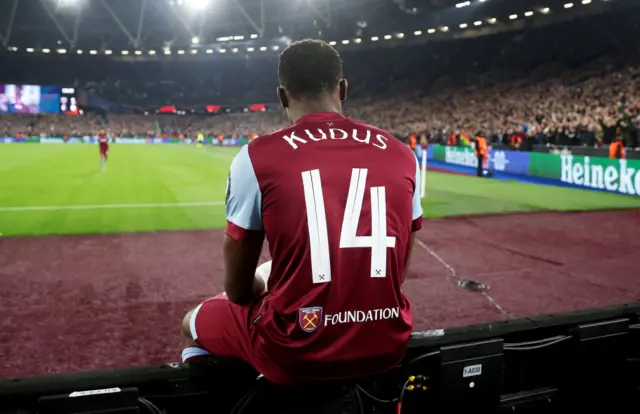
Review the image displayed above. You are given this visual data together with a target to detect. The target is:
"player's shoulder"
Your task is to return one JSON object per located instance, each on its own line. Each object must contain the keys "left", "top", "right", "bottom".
{"left": 248, "top": 123, "right": 293, "bottom": 148}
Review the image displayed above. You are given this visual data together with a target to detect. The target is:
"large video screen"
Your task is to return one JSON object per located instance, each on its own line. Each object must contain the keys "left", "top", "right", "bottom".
{"left": 0, "top": 85, "right": 61, "bottom": 114}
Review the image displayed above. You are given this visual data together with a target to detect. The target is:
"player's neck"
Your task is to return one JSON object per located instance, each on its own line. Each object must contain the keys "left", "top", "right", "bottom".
{"left": 288, "top": 100, "right": 341, "bottom": 124}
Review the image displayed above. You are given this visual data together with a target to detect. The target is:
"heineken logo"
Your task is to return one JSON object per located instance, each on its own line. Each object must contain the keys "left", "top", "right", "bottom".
{"left": 444, "top": 147, "right": 478, "bottom": 167}
{"left": 561, "top": 155, "right": 640, "bottom": 196}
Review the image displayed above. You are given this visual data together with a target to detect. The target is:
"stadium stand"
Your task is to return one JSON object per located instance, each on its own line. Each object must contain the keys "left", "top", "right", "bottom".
{"left": 0, "top": 8, "right": 638, "bottom": 148}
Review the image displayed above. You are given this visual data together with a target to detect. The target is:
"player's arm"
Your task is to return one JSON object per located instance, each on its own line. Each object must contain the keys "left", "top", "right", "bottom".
{"left": 222, "top": 145, "right": 266, "bottom": 305}
{"left": 404, "top": 154, "right": 424, "bottom": 283}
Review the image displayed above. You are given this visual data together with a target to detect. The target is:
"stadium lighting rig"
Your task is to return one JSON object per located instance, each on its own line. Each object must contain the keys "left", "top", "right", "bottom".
{"left": 4, "top": 0, "right": 609, "bottom": 58}
{"left": 56, "top": 0, "right": 84, "bottom": 8}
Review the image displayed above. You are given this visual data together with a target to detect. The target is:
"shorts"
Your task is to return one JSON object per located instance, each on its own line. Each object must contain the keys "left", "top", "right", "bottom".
{"left": 99, "top": 144, "right": 109, "bottom": 155}
{"left": 189, "top": 293, "right": 291, "bottom": 384}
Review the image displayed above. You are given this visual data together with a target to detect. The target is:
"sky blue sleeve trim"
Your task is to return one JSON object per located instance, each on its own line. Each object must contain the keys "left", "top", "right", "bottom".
{"left": 225, "top": 145, "right": 263, "bottom": 231}
{"left": 412, "top": 154, "right": 423, "bottom": 220}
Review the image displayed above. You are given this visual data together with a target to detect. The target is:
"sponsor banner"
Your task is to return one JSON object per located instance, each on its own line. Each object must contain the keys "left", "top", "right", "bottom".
{"left": 490, "top": 149, "right": 530, "bottom": 175}
{"left": 529, "top": 153, "right": 640, "bottom": 196}
{"left": 115, "top": 137, "right": 146, "bottom": 144}
{"left": 0, "top": 136, "right": 247, "bottom": 145}
{"left": 40, "top": 137, "right": 65, "bottom": 144}
{"left": 430, "top": 145, "right": 531, "bottom": 175}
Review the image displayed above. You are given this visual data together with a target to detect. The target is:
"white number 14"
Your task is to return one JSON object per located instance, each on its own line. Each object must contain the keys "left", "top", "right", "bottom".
{"left": 301, "top": 168, "right": 396, "bottom": 284}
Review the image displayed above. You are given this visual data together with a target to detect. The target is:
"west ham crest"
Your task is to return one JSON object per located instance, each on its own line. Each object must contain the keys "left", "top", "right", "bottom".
{"left": 299, "top": 307, "right": 323, "bottom": 333}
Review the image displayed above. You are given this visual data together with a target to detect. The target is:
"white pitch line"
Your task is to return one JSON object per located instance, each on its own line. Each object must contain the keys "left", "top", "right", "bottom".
{"left": 0, "top": 201, "right": 225, "bottom": 212}
{"left": 415, "top": 239, "right": 509, "bottom": 316}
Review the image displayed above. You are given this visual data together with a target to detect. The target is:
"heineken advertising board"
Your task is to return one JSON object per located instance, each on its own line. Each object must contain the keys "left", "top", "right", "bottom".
{"left": 530, "top": 153, "right": 640, "bottom": 196}
{"left": 429, "top": 145, "right": 640, "bottom": 197}
{"left": 431, "top": 146, "right": 531, "bottom": 175}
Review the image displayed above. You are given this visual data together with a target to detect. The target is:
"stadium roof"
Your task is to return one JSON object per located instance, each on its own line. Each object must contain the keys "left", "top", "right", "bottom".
{"left": 0, "top": 0, "right": 629, "bottom": 57}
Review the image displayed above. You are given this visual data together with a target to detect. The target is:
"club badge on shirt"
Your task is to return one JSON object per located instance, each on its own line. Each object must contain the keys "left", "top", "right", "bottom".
{"left": 299, "top": 307, "right": 323, "bottom": 333}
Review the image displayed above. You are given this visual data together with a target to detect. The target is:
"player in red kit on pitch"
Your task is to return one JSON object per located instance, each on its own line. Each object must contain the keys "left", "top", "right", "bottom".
{"left": 180, "top": 39, "right": 423, "bottom": 385}
{"left": 98, "top": 128, "right": 109, "bottom": 171}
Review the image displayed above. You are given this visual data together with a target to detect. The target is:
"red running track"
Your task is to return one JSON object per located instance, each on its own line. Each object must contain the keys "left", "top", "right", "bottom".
{"left": 0, "top": 210, "right": 638, "bottom": 378}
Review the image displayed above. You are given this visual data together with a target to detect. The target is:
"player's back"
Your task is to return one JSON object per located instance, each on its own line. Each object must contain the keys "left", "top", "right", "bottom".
{"left": 247, "top": 112, "right": 420, "bottom": 381}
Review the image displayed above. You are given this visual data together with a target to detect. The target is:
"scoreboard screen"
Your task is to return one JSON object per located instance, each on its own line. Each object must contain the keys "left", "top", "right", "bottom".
{"left": 0, "top": 84, "right": 78, "bottom": 114}
{"left": 59, "top": 87, "right": 79, "bottom": 115}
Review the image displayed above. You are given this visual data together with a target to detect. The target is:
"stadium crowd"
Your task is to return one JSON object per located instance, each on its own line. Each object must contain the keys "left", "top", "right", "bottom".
{"left": 1, "top": 10, "right": 638, "bottom": 149}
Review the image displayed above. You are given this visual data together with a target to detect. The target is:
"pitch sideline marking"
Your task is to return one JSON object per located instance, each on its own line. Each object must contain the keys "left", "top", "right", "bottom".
{"left": 0, "top": 201, "right": 225, "bottom": 212}
{"left": 415, "top": 239, "right": 509, "bottom": 316}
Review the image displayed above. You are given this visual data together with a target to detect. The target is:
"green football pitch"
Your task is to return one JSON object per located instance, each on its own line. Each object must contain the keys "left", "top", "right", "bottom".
{"left": 0, "top": 144, "right": 638, "bottom": 237}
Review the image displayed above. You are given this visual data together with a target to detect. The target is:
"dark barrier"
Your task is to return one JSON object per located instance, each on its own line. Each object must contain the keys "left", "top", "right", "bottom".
{"left": 1, "top": 302, "right": 639, "bottom": 414}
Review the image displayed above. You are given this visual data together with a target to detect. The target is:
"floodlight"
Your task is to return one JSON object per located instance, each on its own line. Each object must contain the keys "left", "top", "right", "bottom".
{"left": 57, "top": 0, "right": 83, "bottom": 7}
{"left": 459, "top": 23, "right": 468, "bottom": 28}
{"left": 474, "top": 21, "right": 482, "bottom": 26}
{"left": 329, "top": 41, "right": 337, "bottom": 45}
{"left": 524, "top": 11, "right": 533, "bottom": 16}
{"left": 341, "top": 40, "right": 349, "bottom": 44}
{"left": 191, "top": 36, "right": 199, "bottom": 44}
{"left": 564, "top": 3, "right": 573, "bottom": 8}
{"left": 371, "top": 36, "right": 379, "bottom": 41}
{"left": 184, "top": 0, "right": 210, "bottom": 10}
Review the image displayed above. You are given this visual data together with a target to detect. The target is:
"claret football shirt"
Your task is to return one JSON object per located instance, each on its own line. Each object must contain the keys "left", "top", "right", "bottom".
{"left": 225, "top": 112, "right": 423, "bottom": 380}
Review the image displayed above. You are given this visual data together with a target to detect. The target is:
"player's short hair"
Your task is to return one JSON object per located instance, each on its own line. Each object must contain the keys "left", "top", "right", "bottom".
{"left": 278, "top": 39, "right": 343, "bottom": 100}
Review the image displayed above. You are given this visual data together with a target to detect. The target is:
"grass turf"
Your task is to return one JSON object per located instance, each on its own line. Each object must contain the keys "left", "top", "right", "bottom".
{"left": 0, "top": 144, "right": 638, "bottom": 236}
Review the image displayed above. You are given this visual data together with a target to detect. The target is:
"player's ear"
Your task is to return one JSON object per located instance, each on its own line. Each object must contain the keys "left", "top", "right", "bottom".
{"left": 277, "top": 87, "right": 289, "bottom": 109}
{"left": 339, "top": 79, "right": 348, "bottom": 102}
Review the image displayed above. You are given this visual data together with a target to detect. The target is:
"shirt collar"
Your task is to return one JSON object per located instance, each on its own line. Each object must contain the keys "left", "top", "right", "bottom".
{"left": 294, "top": 112, "right": 345, "bottom": 124}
